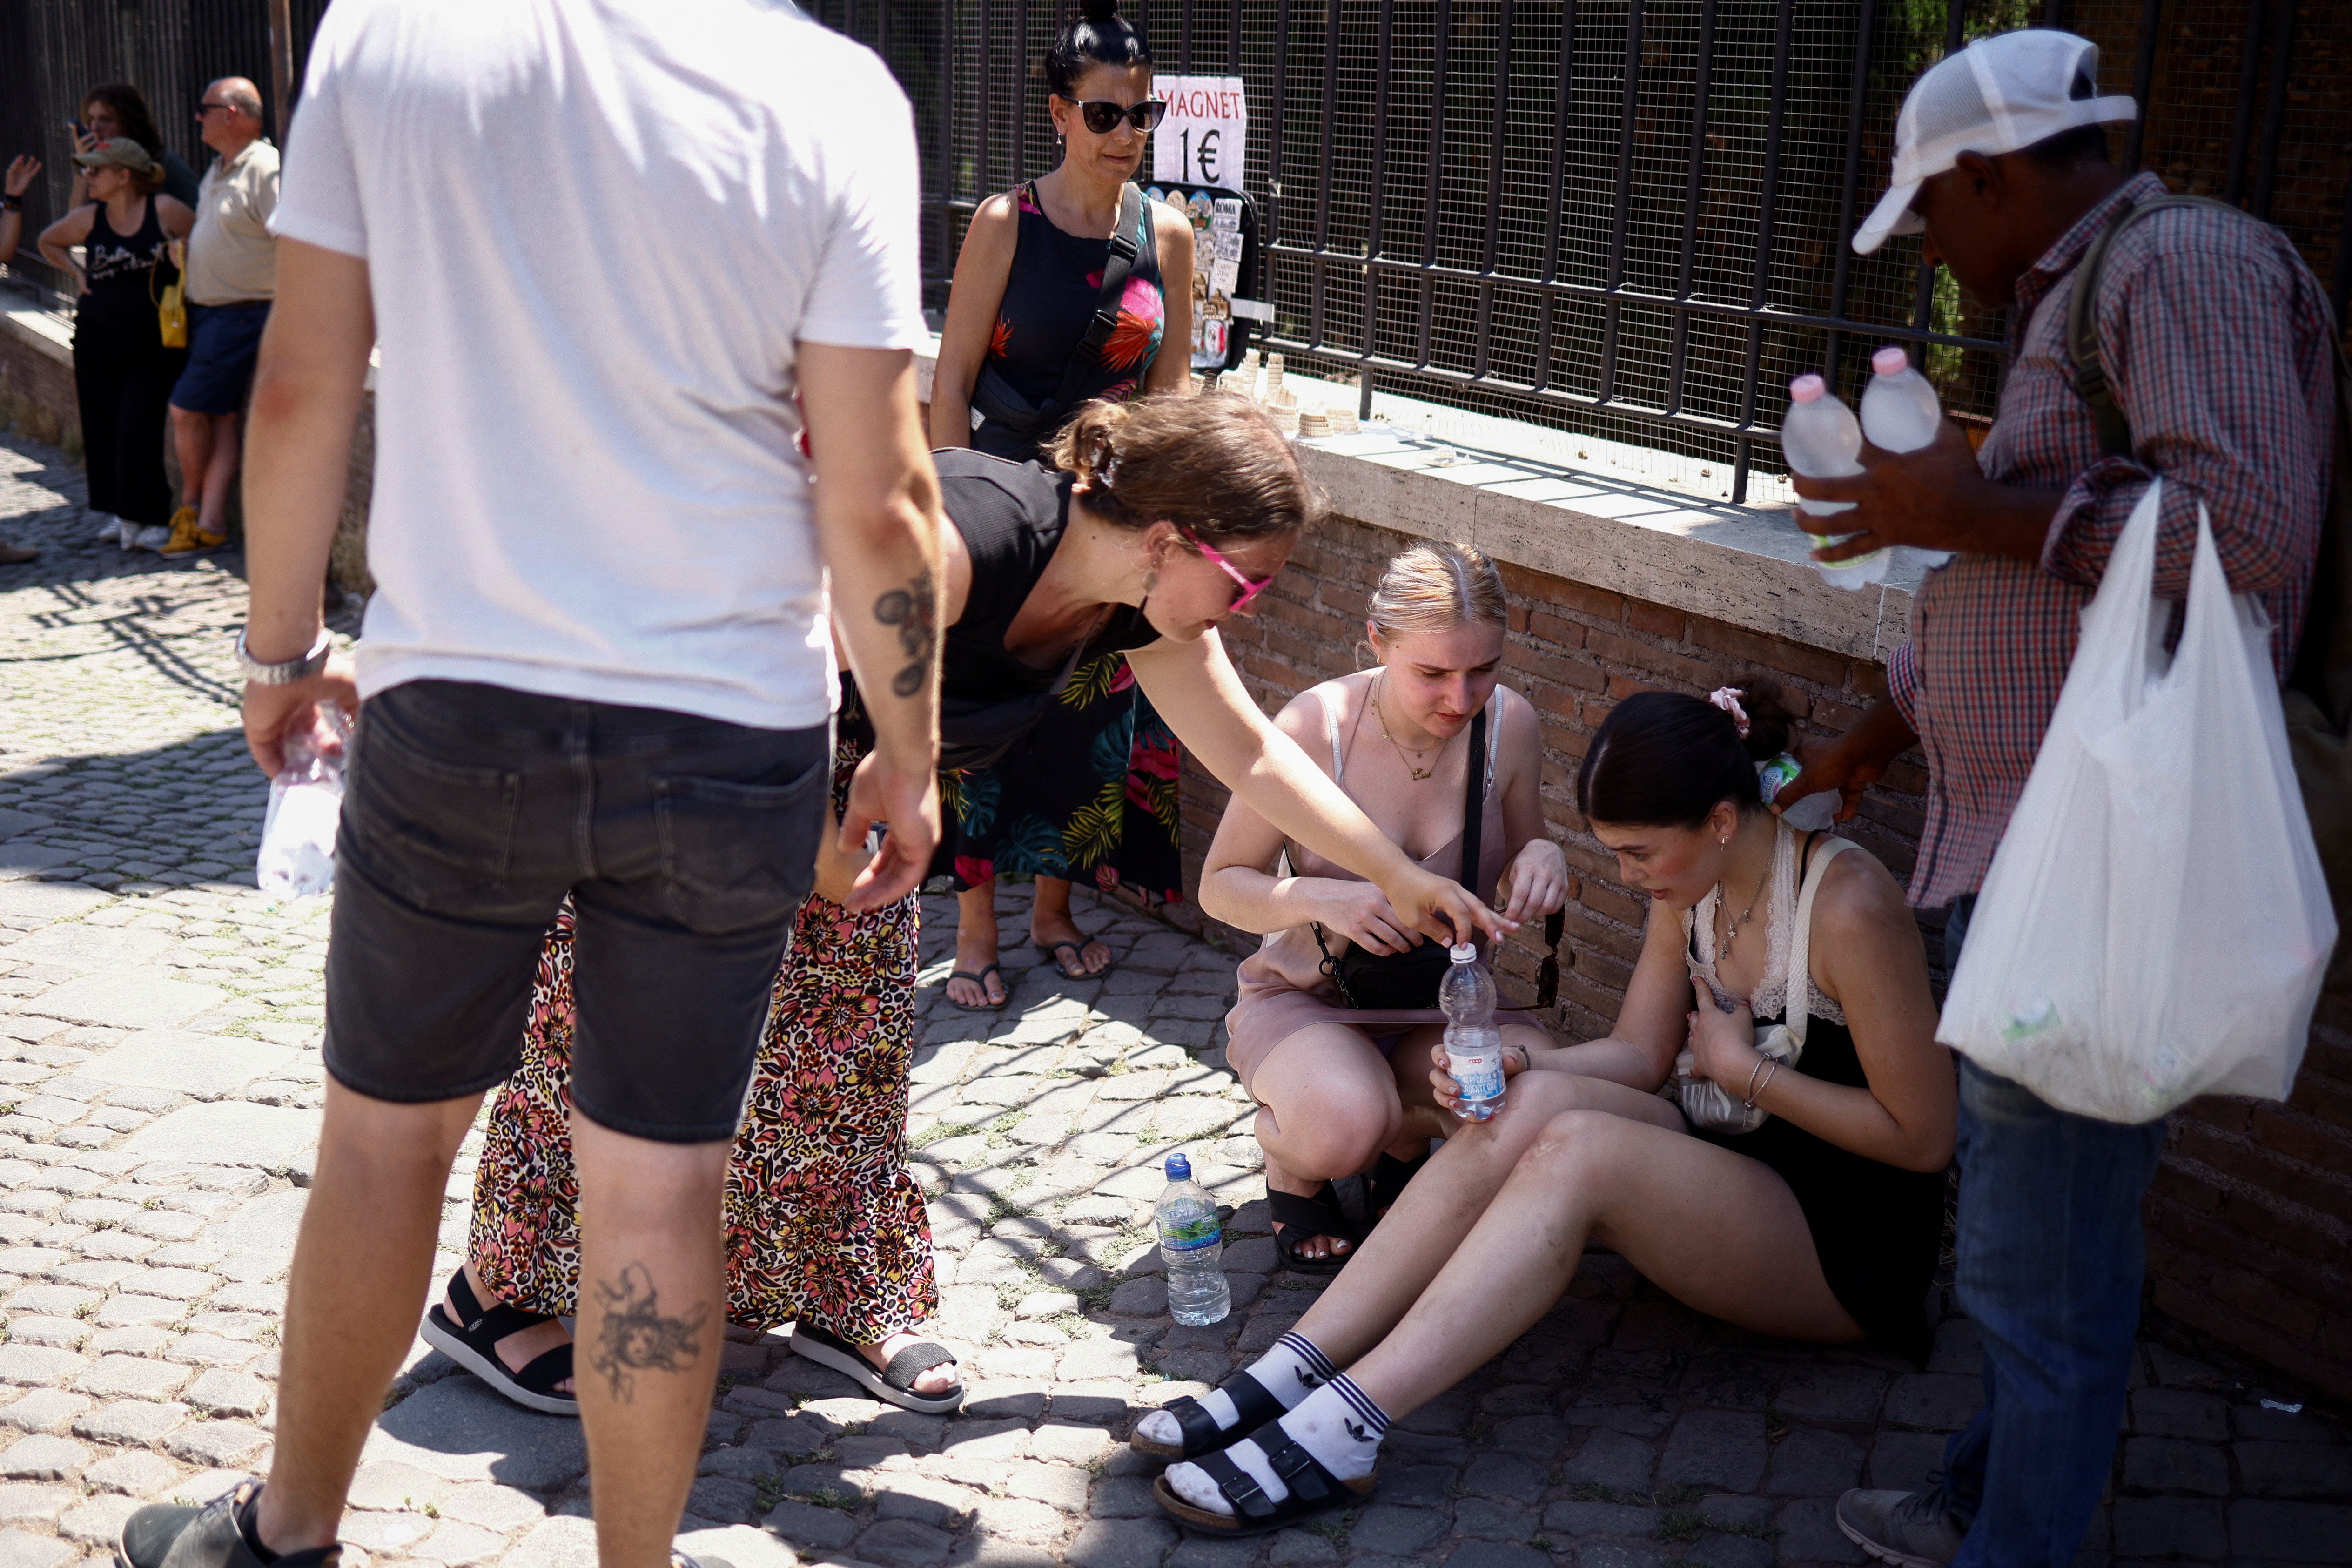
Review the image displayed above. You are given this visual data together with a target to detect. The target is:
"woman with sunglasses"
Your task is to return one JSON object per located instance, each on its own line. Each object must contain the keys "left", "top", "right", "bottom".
{"left": 927, "top": 0, "right": 1196, "bottom": 1009}
{"left": 436, "top": 393, "right": 1513, "bottom": 1419}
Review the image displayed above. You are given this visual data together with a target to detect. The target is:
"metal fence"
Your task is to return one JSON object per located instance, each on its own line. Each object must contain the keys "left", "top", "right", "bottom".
{"left": 829, "top": 0, "right": 2352, "bottom": 503}
{"left": 0, "top": 0, "right": 331, "bottom": 305}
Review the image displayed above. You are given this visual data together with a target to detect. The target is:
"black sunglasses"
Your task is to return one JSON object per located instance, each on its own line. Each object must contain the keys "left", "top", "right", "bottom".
{"left": 1057, "top": 94, "right": 1166, "bottom": 135}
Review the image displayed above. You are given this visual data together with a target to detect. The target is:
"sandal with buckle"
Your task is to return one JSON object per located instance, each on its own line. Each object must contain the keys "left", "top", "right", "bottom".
{"left": 418, "top": 1271, "right": 578, "bottom": 1417}
{"left": 1153, "top": 1425, "right": 1378, "bottom": 1536}
{"left": 788, "top": 1321, "right": 964, "bottom": 1413}
{"left": 1129, "top": 1368, "right": 1290, "bottom": 1460}
{"left": 1267, "top": 1181, "right": 1357, "bottom": 1277}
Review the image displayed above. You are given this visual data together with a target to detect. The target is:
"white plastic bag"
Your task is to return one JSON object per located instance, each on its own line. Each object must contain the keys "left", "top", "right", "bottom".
{"left": 257, "top": 703, "right": 352, "bottom": 899}
{"left": 1938, "top": 480, "right": 2337, "bottom": 1123}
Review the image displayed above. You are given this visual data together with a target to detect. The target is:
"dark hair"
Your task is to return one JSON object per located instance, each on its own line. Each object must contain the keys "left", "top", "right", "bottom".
{"left": 82, "top": 84, "right": 166, "bottom": 159}
{"left": 1044, "top": 0, "right": 1153, "bottom": 99}
{"left": 2023, "top": 123, "right": 2110, "bottom": 170}
{"left": 1048, "top": 392, "right": 1324, "bottom": 546}
{"left": 1576, "top": 679, "right": 1800, "bottom": 829}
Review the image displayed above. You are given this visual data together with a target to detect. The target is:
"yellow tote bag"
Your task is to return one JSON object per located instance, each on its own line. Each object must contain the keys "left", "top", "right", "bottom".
{"left": 150, "top": 256, "right": 187, "bottom": 349}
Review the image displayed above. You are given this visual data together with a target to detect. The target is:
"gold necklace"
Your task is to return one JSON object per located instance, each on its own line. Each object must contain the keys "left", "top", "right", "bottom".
{"left": 1373, "top": 672, "right": 1438, "bottom": 781}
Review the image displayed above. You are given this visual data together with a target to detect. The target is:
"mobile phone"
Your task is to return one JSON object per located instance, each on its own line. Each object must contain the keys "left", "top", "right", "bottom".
{"left": 64, "top": 120, "right": 84, "bottom": 141}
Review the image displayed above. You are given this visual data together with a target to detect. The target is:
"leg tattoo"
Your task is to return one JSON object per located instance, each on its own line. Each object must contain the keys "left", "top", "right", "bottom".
{"left": 587, "top": 1261, "right": 709, "bottom": 1403}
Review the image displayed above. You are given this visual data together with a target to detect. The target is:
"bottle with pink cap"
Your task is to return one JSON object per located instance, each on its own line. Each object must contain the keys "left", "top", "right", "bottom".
{"left": 1778, "top": 373, "right": 1887, "bottom": 590}
{"left": 1860, "top": 346, "right": 1954, "bottom": 569}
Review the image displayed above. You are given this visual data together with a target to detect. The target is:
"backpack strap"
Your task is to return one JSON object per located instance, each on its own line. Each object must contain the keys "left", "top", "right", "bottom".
{"left": 2064, "top": 194, "right": 2248, "bottom": 461}
{"left": 1047, "top": 182, "right": 1147, "bottom": 417}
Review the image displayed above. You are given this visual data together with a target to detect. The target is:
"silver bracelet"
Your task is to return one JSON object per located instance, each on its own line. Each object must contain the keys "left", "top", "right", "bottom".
{"left": 235, "top": 625, "right": 332, "bottom": 685}
{"left": 1744, "top": 1058, "right": 1781, "bottom": 1109}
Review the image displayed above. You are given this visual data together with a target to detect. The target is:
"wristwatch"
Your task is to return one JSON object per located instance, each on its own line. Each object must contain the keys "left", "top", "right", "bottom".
{"left": 235, "top": 626, "right": 333, "bottom": 685}
{"left": 0, "top": 195, "right": 20, "bottom": 212}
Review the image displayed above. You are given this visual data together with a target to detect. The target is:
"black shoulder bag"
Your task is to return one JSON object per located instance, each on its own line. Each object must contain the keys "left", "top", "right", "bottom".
{"left": 969, "top": 183, "right": 1149, "bottom": 456}
{"left": 1311, "top": 707, "right": 1486, "bottom": 1010}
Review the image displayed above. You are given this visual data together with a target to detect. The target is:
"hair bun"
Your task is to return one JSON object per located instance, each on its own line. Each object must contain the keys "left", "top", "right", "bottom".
{"left": 1078, "top": 0, "right": 1121, "bottom": 20}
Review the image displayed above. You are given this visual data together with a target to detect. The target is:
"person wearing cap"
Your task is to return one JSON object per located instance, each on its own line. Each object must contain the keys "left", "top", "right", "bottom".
{"left": 37, "top": 139, "right": 193, "bottom": 554}
{"left": 162, "top": 77, "right": 280, "bottom": 559}
{"left": 1781, "top": 29, "right": 2335, "bottom": 1568}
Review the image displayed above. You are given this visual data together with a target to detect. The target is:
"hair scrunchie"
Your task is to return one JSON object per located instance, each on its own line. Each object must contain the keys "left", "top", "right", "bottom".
{"left": 1707, "top": 686, "right": 1750, "bottom": 739}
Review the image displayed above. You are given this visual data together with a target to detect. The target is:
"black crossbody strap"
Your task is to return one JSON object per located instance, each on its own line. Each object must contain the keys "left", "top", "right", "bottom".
{"left": 1048, "top": 182, "right": 1147, "bottom": 416}
{"left": 1457, "top": 707, "right": 1487, "bottom": 892}
{"left": 2065, "top": 194, "right": 2242, "bottom": 460}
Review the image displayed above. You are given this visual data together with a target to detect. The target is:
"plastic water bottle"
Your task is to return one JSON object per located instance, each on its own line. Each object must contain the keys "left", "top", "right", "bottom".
{"left": 1757, "top": 754, "right": 1839, "bottom": 832}
{"left": 1859, "top": 347, "right": 1954, "bottom": 569}
{"left": 257, "top": 703, "right": 353, "bottom": 898}
{"left": 1779, "top": 375, "right": 1888, "bottom": 591}
{"left": 1155, "top": 1153, "right": 1230, "bottom": 1325}
{"left": 1440, "top": 944, "right": 1506, "bottom": 1123}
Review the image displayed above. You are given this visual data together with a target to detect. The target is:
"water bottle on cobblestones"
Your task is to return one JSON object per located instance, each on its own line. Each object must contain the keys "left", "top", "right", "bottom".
{"left": 1860, "top": 347, "right": 1955, "bottom": 570}
{"left": 1441, "top": 943, "right": 1506, "bottom": 1123}
{"left": 1156, "top": 1153, "right": 1230, "bottom": 1325}
{"left": 1779, "top": 375, "right": 1887, "bottom": 591}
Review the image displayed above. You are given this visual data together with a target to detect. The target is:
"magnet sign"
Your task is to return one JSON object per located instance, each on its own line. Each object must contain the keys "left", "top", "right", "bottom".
{"left": 1151, "top": 75, "right": 1246, "bottom": 187}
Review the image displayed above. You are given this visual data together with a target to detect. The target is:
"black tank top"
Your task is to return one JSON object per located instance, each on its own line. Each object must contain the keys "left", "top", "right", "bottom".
{"left": 974, "top": 181, "right": 1167, "bottom": 461}
{"left": 77, "top": 197, "right": 177, "bottom": 340}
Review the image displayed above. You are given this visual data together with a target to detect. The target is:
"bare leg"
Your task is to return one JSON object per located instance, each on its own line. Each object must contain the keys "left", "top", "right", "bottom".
{"left": 572, "top": 1112, "right": 732, "bottom": 1568}
{"left": 197, "top": 411, "right": 239, "bottom": 533}
{"left": 255, "top": 1082, "right": 483, "bottom": 1551}
{"left": 169, "top": 405, "right": 209, "bottom": 517}
{"left": 1030, "top": 876, "right": 1112, "bottom": 976}
{"left": 1249, "top": 1023, "right": 1407, "bottom": 1264}
{"left": 1287, "top": 1069, "right": 1685, "bottom": 1368}
{"left": 1345, "top": 1109, "right": 1863, "bottom": 1420}
{"left": 946, "top": 882, "right": 1005, "bottom": 1008}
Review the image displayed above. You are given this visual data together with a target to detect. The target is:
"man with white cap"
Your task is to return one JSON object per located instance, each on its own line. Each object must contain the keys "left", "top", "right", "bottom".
{"left": 1783, "top": 28, "right": 2335, "bottom": 1568}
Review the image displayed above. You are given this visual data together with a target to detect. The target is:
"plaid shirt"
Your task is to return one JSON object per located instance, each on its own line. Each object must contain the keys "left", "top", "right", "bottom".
{"left": 1886, "top": 171, "right": 2336, "bottom": 910}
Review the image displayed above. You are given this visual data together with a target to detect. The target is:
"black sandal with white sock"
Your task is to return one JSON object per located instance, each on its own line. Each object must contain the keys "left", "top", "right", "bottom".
{"left": 419, "top": 1272, "right": 578, "bottom": 1417}
{"left": 1129, "top": 1369, "right": 1287, "bottom": 1460}
{"left": 1154, "top": 1430, "right": 1377, "bottom": 1536}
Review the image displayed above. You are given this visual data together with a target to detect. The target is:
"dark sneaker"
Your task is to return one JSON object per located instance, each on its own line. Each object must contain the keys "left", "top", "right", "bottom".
{"left": 1836, "top": 1487, "right": 1965, "bottom": 1568}
{"left": 116, "top": 1478, "right": 343, "bottom": 1568}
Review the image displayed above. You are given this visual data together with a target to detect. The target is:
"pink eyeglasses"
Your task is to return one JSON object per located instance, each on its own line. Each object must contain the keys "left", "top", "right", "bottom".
{"left": 1179, "top": 527, "right": 1279, "bottom": 613}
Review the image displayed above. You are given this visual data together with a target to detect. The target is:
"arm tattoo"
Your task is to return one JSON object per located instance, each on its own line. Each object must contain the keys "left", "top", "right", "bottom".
{"left": 587, "top": 1261, "right": 709, "bottom": 1403}
{"left": 874, "top": 568, "right": 938, "bottom": 700}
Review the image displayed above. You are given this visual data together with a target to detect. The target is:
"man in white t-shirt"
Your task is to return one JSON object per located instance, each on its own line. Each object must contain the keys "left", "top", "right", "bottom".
{"left": 113, "top": 5, "right": 945, "bottom": 1568}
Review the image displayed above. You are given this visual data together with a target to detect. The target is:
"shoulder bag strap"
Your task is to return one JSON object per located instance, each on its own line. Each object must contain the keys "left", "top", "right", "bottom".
{"left": 1046, "top": 182, "right": 1145, "bottom": 417}
{"left": 2065, "top": 194, "right": 2246, "bottom": 460}
{"left": 1784, "top": 834, "right": 1855, "bottom": 1052}
{"left": 1458, "top": 706, "right": 1488, "bottom": 890}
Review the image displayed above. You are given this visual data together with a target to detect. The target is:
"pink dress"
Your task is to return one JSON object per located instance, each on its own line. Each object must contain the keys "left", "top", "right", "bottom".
{"left": 1223, "top": 683, "right": 1512, "bottom": 1094}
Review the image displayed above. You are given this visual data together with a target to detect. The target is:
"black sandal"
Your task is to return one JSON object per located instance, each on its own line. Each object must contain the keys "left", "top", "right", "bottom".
{"left": 945, "top": 963, "right": 1009, "bottom": 1012}
{"left": 788, "top": 1321, "right": 964, "bottom": 1413}
{"left": 1153, "top": 1425, "right": 1378, "bottom": 1536}
{"left": 1129, "top": 1369, "right": 1289, "bottom": 1459}
{"left": 1034, "top": 933, "right": 1115, "bottom": 981}
{"left": 419, "top": 1272, "right": 578, "bottom": 1417}
{"left": 1267, "top": 1182, "right": 1357, "bottom": 1277}
{"left": 1367, "top": 1146, "right": 1433, "bottom": 1221}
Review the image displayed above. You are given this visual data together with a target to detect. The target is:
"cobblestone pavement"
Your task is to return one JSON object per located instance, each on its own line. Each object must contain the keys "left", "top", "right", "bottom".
{"left": 0, "top": 430, "right": 2345, "bottom": 1568}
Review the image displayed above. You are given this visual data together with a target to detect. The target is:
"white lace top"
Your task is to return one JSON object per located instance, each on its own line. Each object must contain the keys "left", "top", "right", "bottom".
{"left": 1682, "top": 820, "right": 1847, "bottom": 1026}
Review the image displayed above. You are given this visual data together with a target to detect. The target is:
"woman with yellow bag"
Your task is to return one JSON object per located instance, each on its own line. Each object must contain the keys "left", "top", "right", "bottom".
{"left": 37, "top": 139, "right": 191, "bottom": 552}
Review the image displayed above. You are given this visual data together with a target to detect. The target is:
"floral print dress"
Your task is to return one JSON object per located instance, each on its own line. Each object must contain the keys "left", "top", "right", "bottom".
{"left": 469, "top": 738, "right": 936, "bottom": 1341}
{"left": 947, "top": 180, "right": 1183, "bottom": 905}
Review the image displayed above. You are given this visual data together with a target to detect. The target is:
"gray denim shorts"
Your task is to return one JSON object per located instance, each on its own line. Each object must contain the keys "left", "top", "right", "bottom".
{"left": 323, "top": 680, "right": 830, "bottom": 1143}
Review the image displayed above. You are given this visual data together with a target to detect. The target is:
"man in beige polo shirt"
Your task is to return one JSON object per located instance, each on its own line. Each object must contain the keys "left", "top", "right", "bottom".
{"left": 162, "top": 77, "right": 278, "bottom": 558}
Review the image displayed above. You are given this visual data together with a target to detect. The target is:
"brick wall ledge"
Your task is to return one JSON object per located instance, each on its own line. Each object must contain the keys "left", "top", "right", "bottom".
{"left": 0, "top": 292, "right": 72, "bottom": 368}
{"left": 911, "top": 340, "right": 1920, "bottom": 667}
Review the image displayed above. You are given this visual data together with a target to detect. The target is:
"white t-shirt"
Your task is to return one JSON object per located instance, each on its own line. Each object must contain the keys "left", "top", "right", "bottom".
{"left": 273, "top": 0, "right": 927, "bottom": 729}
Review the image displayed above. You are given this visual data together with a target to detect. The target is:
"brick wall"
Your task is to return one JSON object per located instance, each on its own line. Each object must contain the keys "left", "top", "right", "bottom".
{"left": 1172, "top": 505, "right": 2352, "bottom": 1406}
{"left": 0, "top": 322, "right": 79, "bottom": 454}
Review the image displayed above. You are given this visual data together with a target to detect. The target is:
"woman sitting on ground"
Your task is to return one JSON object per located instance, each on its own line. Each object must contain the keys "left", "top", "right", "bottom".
{"left": 1136, "top": 682, "right": 1956, "bottom": 1534}
{"left": 1199, "top": 542, "right": 1572, "bottom": 1271}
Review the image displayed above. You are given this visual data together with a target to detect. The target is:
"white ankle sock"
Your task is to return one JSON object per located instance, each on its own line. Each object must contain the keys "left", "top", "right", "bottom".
{"left": 1135, "top": 1331, "right": 1335, "bottom": 1449}
{"left": 1163, "top": 1374, "right": 1390, "bottom": 1517}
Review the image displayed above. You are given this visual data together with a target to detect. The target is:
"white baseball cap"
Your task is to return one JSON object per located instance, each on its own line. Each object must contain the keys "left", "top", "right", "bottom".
{"left": 1852, "top": 29, "right": 2138, "bottom": 256}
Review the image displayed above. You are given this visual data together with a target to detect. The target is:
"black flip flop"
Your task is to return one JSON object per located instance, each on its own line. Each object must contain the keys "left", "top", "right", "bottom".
{"left": 1130, "top": 1368, "right": 1290, "bottom": 1459}
{"left": 1367, "top": 1147, "right": 1434, "bottom": 1221}
{"left": 418, "top": 1272, "right": 578, "bottom": 1417}
{"left": 788, "top": 1321, "right": 964, "bottom": 1413}
{"left": 1267, "top": 1183, "right": 1357, "bottom": 1277}
{"left": 1153, "top": 1425, "right": 1378, "bottom": 1536}
{"left": 945, "top": 962, "right": 1009, "bottom": 1012}
{"left": 1035, "top": 933, "right": 1116, "bottom": 981}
